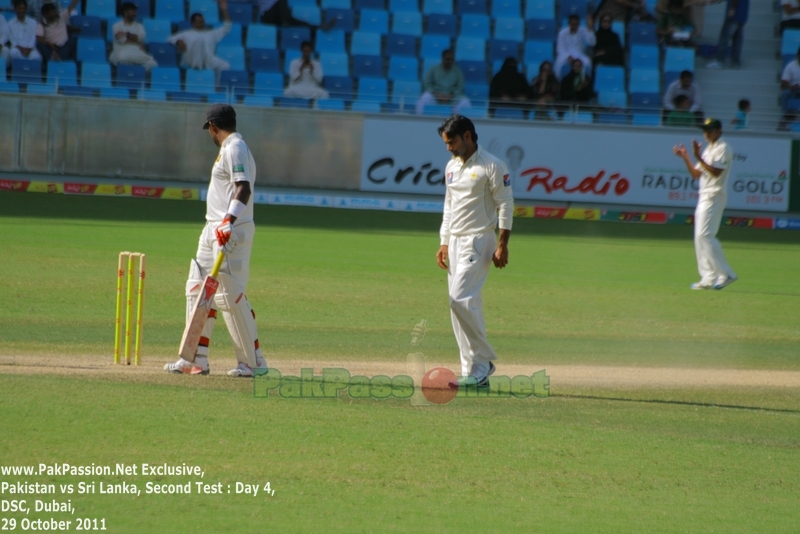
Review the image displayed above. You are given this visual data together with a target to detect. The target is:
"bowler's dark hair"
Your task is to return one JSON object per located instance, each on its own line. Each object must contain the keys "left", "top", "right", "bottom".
{"left": 210, "top": 117, "right": 236, "bottom": 132}
{"left": 437, "top": 115, "right": 478, "bottom": 143}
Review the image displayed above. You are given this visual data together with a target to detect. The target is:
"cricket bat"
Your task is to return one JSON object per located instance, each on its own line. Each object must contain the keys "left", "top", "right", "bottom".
{"left": 178, "top": 251, "right": 225, "bottom": 362}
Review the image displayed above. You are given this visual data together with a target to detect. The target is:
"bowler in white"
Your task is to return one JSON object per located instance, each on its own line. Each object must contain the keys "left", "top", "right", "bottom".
{"left": 673, "top": 118, "right": 738, "bottom": 290}
{"left": 436, "top": 116, "right": 514, "bottom": 388}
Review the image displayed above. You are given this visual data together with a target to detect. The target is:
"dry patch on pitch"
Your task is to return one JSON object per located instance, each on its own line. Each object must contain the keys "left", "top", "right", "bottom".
{"left": 1, "top": 354, "right": 800, "bottom": 389}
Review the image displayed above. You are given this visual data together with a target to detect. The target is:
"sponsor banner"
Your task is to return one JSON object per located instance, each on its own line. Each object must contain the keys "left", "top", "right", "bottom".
{"left": 564, "top": 208, "right": 600, "bottom": 221}
{"left": 252, "top": 191, "right": 268, "bottom": 204}
{"left": 332, "top": 196, "right": 388, "bottom": 210}
{"left": 360, "top": 117, "right": 791, "bottom": 211}
{"left": 667, "top": 213, "right": 693, "bottom": 225}
{"left": 95, "top": 184, "right": 131, "bottom": 196}
{"left": 28, "top": 182, "right": 64, "bottom": 194}
{"left": 132, "top": 186, "right": 165, "bottom": 198}
{"left": 600, "top": 210, "right": 667, "bottom": 223}
{"left": 267, "top": 194, "right": 333, "bottom": 207}
{"left": 514, "top": 206, "right": 534, "bottom": 218}
{"left": 723, "top": 216, "right": 774, "bottom": 229}
{"left": 162, "top": 187, "right": 199, "bottom": 201}
{"left": 0, "top": 179, "right": 31, "bottom": 192}
{"left": 534, "top": 206, "right": 566, "bottom": 219}
{"left": 64, "top": 182, "right": 98, "bottom": 195}
{"left": 775, "top": 217, "right": 800, "bottom": 230}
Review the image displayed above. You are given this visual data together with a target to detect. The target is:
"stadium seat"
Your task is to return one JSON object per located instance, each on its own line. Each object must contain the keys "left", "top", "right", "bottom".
{"left": 426, "top": 13, "right": 457, "bottom": 37}
{"left": 630, "top": 92, "right": 661, "bottom": 109}
{"left": 316, "top": 98, "right": 346, "bottom": 110}
{"left": 420, "top": 35, "right": 451, "bottom": 59}
{"left": 459, "top": 60, "right": 487, "bottom": 82}
{"left": 781, "top": 29, "right": 800, "bottom": 55}
{"left": 459, "top": 14, "right": 489, "bottom": 39}
{"left": 322, "top": 0, "right": 350, "bottom": 8}
{"left": 219, "top": 70, "right": 250, "bottom": 94}
{"left": 288, "top": 0, "right": 317, "bottom": 7}
{"left": 562, "top": 110, "right": 593, "bottom": 123}
{"left": 456, "top": 37, "right": 485, "bottom": 61}
{"left": 422, "top": 57, "right": 439, "bottom": 75}
{"left": 354, "top": 0, "right": 385, "bottom": 9}
{"left": 352, "top": 55, "right": 383, "bottom": 77}
{"left": 116, "top": 64, "right": 146, "bottom": 89}
{"left": 558, "top": 0, "right": 588, "bottom": 20}
{"left": 243, "top": 94, "right": 274, "bottom": 107}
{"left": 469, "top": 105, "right": 488, "bottom": 118}
{"left": 664, "top": 47, "right": 694, "bottom": 73}
{"left": 464, "top": 82, "right": 488, "bottom": 104}
{"left": 249, "top": 48, "right": 281, "bottom": 72}
{"left": 60, "top": 85, "right": 96, "bottom": 97}
{"left": 321, "top": 52, "right": 350, "bottom": 76}
{"left": 283, "top": 49, "right": 301, "bottom": 73}
{"left": 597, "top": 91, "right": 627, "bottom": 108}
{"left": 46, "top": 61, "right": 77, "bottom": 86}
{"left": 148, "top": 42, "right": 178, "bottom": 67}
{"left": 0, "top": 82, "right": 20, "bottom": 93}
{"left": 629, "top": 22, "right": 657, "bottom": 45}
{"left": 128, "top": 0, "right": 152, "bottom": 17}
{"left": 493, "top": 16, "right": 524, "bottom": 42}
{"left": 280, "top": 26, "right": 311, "bottom": 51}
{"left": 253, "top": 72, "right": 285, "bottom": 96}
{"left": 170, "top": 91, "right": 204, "bottom": 102}
{"left": 206, "top": 92, "right": 231, "bottom": 104}
{"left": 229, "top": 2, "right": 254, "bottom": 25}
{"left": 155, "top": 0, "right": 185, "bottom": 23}
{"left": 189, "top": 0, "right": 220, "bottom": 24}
{"left": 219, "top": 23, "right": 243, "bottom": 47}
{"left": 70, "top": 15, "right": 102, "bottom": 38}
{"left": 77, "top": 38, "right": 107, "bottom": 63}
{"left": 149, "top": 66, "right": 181, "bottom": 92}
{"left": 139, "top": 89, "right": 167, "bottom": 101}
{"left": 523, "top": 40, "right": 553, "bottom": 69}
{"left": 631, "top": 111, "right": 660, "bottom": 126}
{"left": 387, "top": 34, "right": 417, "bottom": 57}
{"left": 458, "top": 0, "right": 486, "bottom": 14}
{"left": 489, "top": 40, "right": 519, "bottom": 62}
{"left": 86, "top": 0, "right": 117, "bottom": 19}
{"left": 350, "top": 31, "right": 382, "bottom": 56}
{"left": 359, "top": 9, "right": 389, "bottom": 33}
{"left": 217, "top": 46, "right": 246, "bottom": 70}
{"left": 392, "top": 11, "right": 422, "bottom": 35}
{"left": 351, "top": 100, "right": 381, "bottom": 112}
{"left": 389, "top": 0, "right": 417, "bottom": 13}
{"left": 11, "top": 59, "right": 42, "bottom": 84}
{"left": 423, "top": 0, "right": 451, "bottom": 14}
{"left": 494, "top": 107, "right": 525, "bottom": 119}
{"left": 594, "top": 65, "right": 625, "bottom": 92}
{"left": 525, "top": 0, "right": 555, "bottom": 19}
{"left": 422, "top": 103, "right": 451, "bottom": 115}
{"left": 491, "top": 0, "right": 520, "bottom": 18}
{"left": 356, "top": 76, "right": 388, "bottom": 103}
{"left": 80, "top": 62, "right": 112, "bottom": 88}
{"left": 291, "top": 5, "right": 320, "bottom": 25}
{"left": 100, "top": 87, "right": 131, "bottom": 99}
{"left": 525, "top": 18, "right": 556, "bottom": 41}
{"left": 598, "top": 112, "right": 628, "bottom": 124}
{"left": 323, "top": 8, "right": 354, "bottom": 32}
{"left": 388, "top": 56, "right": 418, "bottom": 80}
{"left": 26, "top": 83, "right": 57, "bottom": 95}
{"left": 279, "top": 97, "right": 309, "bottom": 108}
{"left": 391, "top": 79, "right": 421, "bottom": 103}
{"left": 629, "top": 44, "right": 659, "bottom": 70}
{"left": 246, "top": 24, "right": 278, "bottom": 49}
{"left": 142, "top": 18, "right": 172, "bottom": 43}
{"left": 324, "top": 75, "right": 354, "bottom": 99}
{"left": 628, "top": 69, "right": 660, "bottom": 94}
{"left": 663, "top": 70, "right": 680, "bottom": 90}
{"left": 185, "top": 69, "right": 216, "bottom": 94}
{"left": 317, "top": 29, "right": 346, "bottom": 54}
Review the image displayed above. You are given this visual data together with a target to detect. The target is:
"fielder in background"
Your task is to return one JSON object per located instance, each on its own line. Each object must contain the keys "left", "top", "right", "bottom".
{"left": 672, "top": 118, "right": 738, "bottom": 290}
{"left": 165, "top": 104, "right": 268, "bottom": 377}
{"left": 435, "top": 116, "right": 514, "bottom": 389}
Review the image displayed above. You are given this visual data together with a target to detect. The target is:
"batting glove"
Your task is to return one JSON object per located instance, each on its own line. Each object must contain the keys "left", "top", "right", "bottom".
{"left": 215, "top": 217, "right": 237, "bottom": 253}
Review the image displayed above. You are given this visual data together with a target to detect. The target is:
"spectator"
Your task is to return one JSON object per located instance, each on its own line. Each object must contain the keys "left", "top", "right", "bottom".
{"left": 732, "top": 98, "right": 749, "bottom": 130}
{"left": 109, "top": 3, "right": 157, "bottom": 72}
{"left": 7, "top": 0, "right": 42, "bottom": 66}
{"left": 781, "top": 0, "right": 800, "bottom": 34}
{"left": 779, "top": 47, "right": 800, "bottom": 128}
{"left": 258, "top": 0, "right": 334, "bottom": 29}
{"left": 663, "top": 70, "right": 703, "bottom": 122}
{"left": 554, "top": 13, "right": 595, "bottom": 80}
{"left": 283, "top": 40, "right": 328, "bottom": 100}
{"left": 489, "top": 57, "right": 530, "bottom": 112}
{"left": 657, "top": 0, "right": 695, "bottom": 46}
{"left": 35, "top": 0, "right": 78, "bottom": 63}
{"left": 593, "top": 14, "right": 624, "bottom": 67}
{"left": 27, "top": 0, "right": 62, "bottom": 21}
{"left": 416, "top": 49, "right": 470, "bottom": 115}
{"left": 168, "top": 0, "right": 232, "bottom": 77}
{"left": 666, "top": 95, "right": 696, "bottom": 126}
{"left": 595, "top": 0, "right": 653, "bottom": 22}
{"left": 706, "top": 0, "right": 748, "bottom": 69}
{"left": 558, "top": 58, "right": 593, "bottom": 104}
{"left": 0, "top": 13, "right": 10, "bottom": 64}
{"left": 530, "top": 60, "right": 559, "bottom": 118}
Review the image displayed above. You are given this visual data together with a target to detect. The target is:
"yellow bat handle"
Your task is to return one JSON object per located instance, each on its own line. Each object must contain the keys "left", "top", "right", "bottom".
{"left": 211, "top": 250, "right": 225, "bottom": 278}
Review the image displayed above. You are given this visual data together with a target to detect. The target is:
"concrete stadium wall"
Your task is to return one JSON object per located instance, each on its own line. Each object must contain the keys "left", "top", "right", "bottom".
{"left": 0, "top": 94, "right": 363, "bottom": 189}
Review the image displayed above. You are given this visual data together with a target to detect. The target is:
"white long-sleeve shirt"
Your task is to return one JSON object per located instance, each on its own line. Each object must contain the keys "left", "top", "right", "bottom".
{"left": 440, "top": 145, "right": 514, "bottom": 245}
{"left": 8, "top": 16, "right": 38, "bottom": 49}
{"left": 168, "top": 22, "right": 230, "bottom": 70}
{"left": 556, "top": 26, "right": 596, "bottom": 58}
{"left": 663, "top": 80, "right": 703, "bottom": 112}
{"left": 695, "top": 139, "right": 732, "bottom": 200}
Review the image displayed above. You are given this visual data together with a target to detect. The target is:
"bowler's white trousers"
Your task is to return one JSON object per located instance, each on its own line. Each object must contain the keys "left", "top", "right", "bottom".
{"left": 694, "top": 195, "right": 736, "bottom": 285}
{"left": 447, "top": 231, "right": 498, "bottom": 377}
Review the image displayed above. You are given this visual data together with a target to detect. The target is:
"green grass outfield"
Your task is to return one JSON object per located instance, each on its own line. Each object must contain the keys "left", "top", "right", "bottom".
{"left": 1, "top": 192, "right": 799, "bottom": 532}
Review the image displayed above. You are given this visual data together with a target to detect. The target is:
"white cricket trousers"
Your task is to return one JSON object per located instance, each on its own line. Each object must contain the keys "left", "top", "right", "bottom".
{"left": 694, "top": 195, "right": 736, "bottom": 285}
{"left": 447, "top": 232, "right": 498, "bottom": 377}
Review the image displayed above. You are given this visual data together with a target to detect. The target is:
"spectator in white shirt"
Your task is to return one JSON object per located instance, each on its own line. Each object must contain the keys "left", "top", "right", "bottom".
{"left": 779, "top": 47, "right": 800, "bottom": 127}
{"left": 283, "top": 40, "right": 328, "bottom": 100}
{"left": 35, "top": 0, "right": 78, "bottom": 62}
{"left": 663, "top": 69, "right": 703, "bottom": 125}
{"left": 0, "top": 14, "right": 10, "bottom": 64}
{"left": 554, "top": 13, "right": 596, "bottom": 80}
{"left": 168, "top": 0, "right": 231, "bottom": 77}
{"left": 7, "top": 0, "right": 42, "bottom": 66}
{"left": 781, "top": 0, "right": 800, "bottom": 34}
{"left": 109, "top": 2, "right": 158, "bottom": 71}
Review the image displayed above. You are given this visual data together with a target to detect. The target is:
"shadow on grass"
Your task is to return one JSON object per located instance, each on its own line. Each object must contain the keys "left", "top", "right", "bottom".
{"left": 2, "top": 191, "right": 799, "bottom": 245}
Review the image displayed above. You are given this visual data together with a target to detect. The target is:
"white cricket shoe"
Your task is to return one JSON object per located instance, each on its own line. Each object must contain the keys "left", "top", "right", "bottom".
{"left": 690, "top": 281, "right": 713, "bottom": 290}
{"left": 227, "top": 356, "right": 267, "bottom": 378}
{"left": 448, "top": 361, "right": 496, "bottom": 389}
{"left": 164, "top": 356, "right": 209, "bottom": 375}
{"left": 713, "top": 276, "right": 738, "bottom": 290}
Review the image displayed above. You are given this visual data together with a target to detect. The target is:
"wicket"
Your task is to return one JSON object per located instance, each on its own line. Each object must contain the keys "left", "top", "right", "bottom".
{"left": 114, "top": 252, "right": 146, "bottom": 365}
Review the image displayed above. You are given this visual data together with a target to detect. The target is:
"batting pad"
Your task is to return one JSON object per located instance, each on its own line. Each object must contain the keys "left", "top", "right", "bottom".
{"left": 215, "top": 273, "right": 258, "bottom": 368}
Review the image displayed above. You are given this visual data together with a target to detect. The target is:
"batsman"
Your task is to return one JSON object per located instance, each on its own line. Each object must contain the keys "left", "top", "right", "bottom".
{"left": 165, "top": 104, "right": 267, "bottom": 377}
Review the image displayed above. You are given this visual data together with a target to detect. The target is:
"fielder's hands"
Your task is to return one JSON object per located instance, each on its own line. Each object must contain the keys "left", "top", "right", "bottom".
{"left": 692, "top": 139, "right": 703, "bottom": 158}
{"left": 436, "top": 245, "right": 449, "bottom": 270}
{"left": 215, "top": 217, "right": 238, "bottom": 253}
{"left": 673, "top": 144, "right": 688, "bottom": 158}
{"left": 493, "top": 244, "right": 509, "bottom": 269}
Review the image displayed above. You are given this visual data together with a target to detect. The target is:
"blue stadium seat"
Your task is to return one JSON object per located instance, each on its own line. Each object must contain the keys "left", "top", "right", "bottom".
{"left": 70, "top": 16, "right": 102, "bottom": 38}
{"left": 243, "top": 94, "right": 274, "bottom": 107}
{"left": 355, "top": 0, "right": 384, "bottom": 8}
{"left": 525, "top": 18, "right": 556, "bottom": 41}
{"left": 391, "top": 79, "right": 421, "bottom": 103}
{"left": 100, "top": 87, "right": 131, "bottom": 99}
{"left": 493, "top": 16, "right": 523, "bottom": 41}
{"left": 388, "top": 56, "right": 418, "bottom": 80}
{"left": 288, "top": 0, "right": 317, "bottom": 8}
{"left": 664, "top": 47, "right": 694, "bottom": 73}
{"left": 324, "top": 75, "right": 354, "bottom": 99}
{"left": 279, "top": 97, "right": 310, "bottom": 108}
{"left": 185, "top": 69, "right": 216, "bottom": 93}
{"left": 229, "top": 2, "right": 254, "bottom": 25}
{"left": 316, "top": 98, "right": 346, "bottom": 110}
{"left": 142, "top": 18, "right": 173, "bottom": 43}
{"left": 155, "top": 0, "right": 185, "bottom": 23}
{"left": 219, "top": 23, "right": 243, "bottom": 47}
{"left": 597, "top": 91, "right": 627, "bottom": 108}
{"left": 60, "top": 85, "right": 96, "bottom": 97}
{"left": 116, "top": 64, "right": 146, "bottom": 89}
{"left": 139, "top": 89, "right": 167, "bottom": 101}
{"left": 148, "top": 42, "right": 178, "bottom": 67}
{"left": 387, "top": 33, "right": 417, "bottom": 57}
{"left": 392, "top": 11, "right": 422, "bottom": 35}
{"left": 291, "top": 5, "right": 320, "bottom": 25}
{"left": 494, "top": 107, "right": 525, "bottom": 119}
{"left": 26, "top": 83, "right": 57, "bottom": 95}
{"left": 389, "top": 0, "right": 417, "bottom": 12}
{"left": 781, "top": 29, "right": 800, "bottom": 55}
{"left": 217, "top": 46, "right": 246, "bottom": 70}
{"left": 562, "top": 110, "right": 593, "bottom": 123}
{"left": 422, "top": 103, "right": 452, "bottom": 116}
{"left": 663, "top": 70, "right": 680, "bottom": 90}
{"left": 170, "top": 91, "right": 204, "bottom": 102}
{"left": 350, "top": 31, "right": 382, "bottom": 56}
{"left": 317, "top": 29, "right": 346, "bottom": 53}
{"left": 351, "top": 101, "right": 381, "bottom": 112}
{"left": 456, "top": 37, "right": 485, "bottom": 61}
{"left": 283, "top": 49, "right": 301, "bottom": 73}
{"left": 246, "top": 24, "right": 278, "bottom": 49}
{"left": 422, "top": 57, "right": 439, "bottom": 75}
{"left": 323, "top": 8, "right": 354, "bottom": 32}
{"left": 598, "top": 112, "right": 628, "bottom": 124}
{"left": 464, "top": 82, "right": 488, "bottom": 103}
{"left": 11, "top": 59, "right": 42, "bottom": 84}
{"left": 489, "top": 40, "right": 519, "bottom": 62}
{"left": 321, "top": 52, "right": 350, "bottom": 76}
{"left": 220, "top": 70, "right": 250, "bottom": 94}
{"left": 492, "top": 0, "right": 519, "bottom": 17}
{"left": 630, "top": 92, "right": 661, "bottom": 109}
{"left": 280, "top": 26, "right": 311, "bottom": 50}
{"left": 594, "top": 65, "right": 625, "bottom": 92}
{"left": 80, "top": 62, "right": 111, "bottom": 88}
{"left": 629, "top": 22, "right": 657, "bottom": 45}
{"left": 249, "top": 48, "right": 281, "bottom": 71}
{"left": 631, "top": 111, "right": 660, "bottom": 126}
{"left": 46, "top": 61, "right": 77, "bottom": 86}
{"left": 423, "top": 0, "right": 451, "bottom": 14}
{"left": 525, "top": 0, "right": 555, "bottom": 19}
{"left": 459, "top": 60, "right": 486, "bottom": 82}
{"left": 523, "top": 40, "right": 553, "bottom": 68}
{"left": 207, "top": 92, "right": 232, "bottom": 104}
{"left": 356, "top": 76, "right": 388, "bottom": 103}
{"left": 420, "top": 34, "right": 451, "bottom": 59}
{"left": 426, "top": 13, "right": 456, "bottom": 37}
{"left": 322, "top": 0, "right": 351, "bottom": 8}
{"left": 558, "top": 0, "right": 588, "bottom": 20}
{"left": 86, "top": 0, "right": 117, "bottom": 19}
{"left": 0, "top": 82, "right": 20, "bottom": 93}
{"left": 459, "top": 14, "right": 489, "bottom": 39}
{"left": 628, "top": 69, "right": 660, "bottom": 94}
{"left": 458, "top": 0, "right": 486, "bottom": 14}
{"left": 629, "top": 44, "right": 659, "bottom": 69}
{"left": 358, "top": 9, "right": 389, "bottom": 33}
{"left": 253, "top": 72, "right": 285, "bottom": 96}
{"left": 469, "top": 105, "right": 488, "bottom": 118}
{"left": 77, "top": 39, "right": 107, "bottom": 63}
{"left": 150, "top": 66, "right": 181, "bottom": 91}
{"left": 612, "top": 20, "right": 625, "bottom": 46}
{"left": 189, "top": 0, "right": 220, "bottom": 24}
{"left": 352, "top": 55, "right": 383, "bottom": 77}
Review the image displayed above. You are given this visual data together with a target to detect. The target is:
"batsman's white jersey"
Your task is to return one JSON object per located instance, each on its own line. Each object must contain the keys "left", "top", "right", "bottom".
{"left": 206, "top": 133, "right": 256, "bottom": 223}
